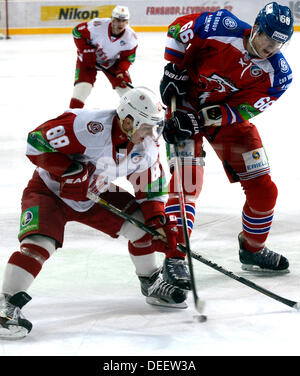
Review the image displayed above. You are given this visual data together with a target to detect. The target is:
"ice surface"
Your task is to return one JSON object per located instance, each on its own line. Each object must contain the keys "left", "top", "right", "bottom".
{"left": 0, "top": 32, "right": 299, "bottom": 356}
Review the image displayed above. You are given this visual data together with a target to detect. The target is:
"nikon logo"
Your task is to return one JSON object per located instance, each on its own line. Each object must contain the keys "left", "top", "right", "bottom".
{"left": 59, "top": 8, "right": 99, "bottom": 20}
{"left": 41, "top": 5, "right": 114, "bottom": 22}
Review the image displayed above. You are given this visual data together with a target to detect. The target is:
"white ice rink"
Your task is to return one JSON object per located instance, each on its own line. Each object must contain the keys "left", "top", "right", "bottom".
{"left": 0, "top": 31, "right": 300, "bottom": 357}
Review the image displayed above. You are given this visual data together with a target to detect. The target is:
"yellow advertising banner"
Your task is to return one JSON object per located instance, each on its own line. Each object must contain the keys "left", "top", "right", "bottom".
{"left": 41, "top": 5, "right": 115, "bottom": 22}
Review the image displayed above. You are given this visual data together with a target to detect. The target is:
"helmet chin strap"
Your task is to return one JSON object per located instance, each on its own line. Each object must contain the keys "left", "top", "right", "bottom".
{"left": 248, "top": 26, "right": 283, "bottom": 59}
{"left": 248, "top": 27, "right": 264, "bottom": 58}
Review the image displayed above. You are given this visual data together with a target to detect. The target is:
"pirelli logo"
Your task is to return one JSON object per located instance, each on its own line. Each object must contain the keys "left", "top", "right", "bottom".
{"left": 41, "top": 5, "right": 115, "bottom": 21}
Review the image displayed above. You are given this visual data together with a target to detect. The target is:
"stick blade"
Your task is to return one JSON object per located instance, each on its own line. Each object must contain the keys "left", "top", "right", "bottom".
{"left": 293, "top": 302, "right": 300, "bottom": 310}
{"left": 195, "top": 298, "right": 205, "bottom": 314}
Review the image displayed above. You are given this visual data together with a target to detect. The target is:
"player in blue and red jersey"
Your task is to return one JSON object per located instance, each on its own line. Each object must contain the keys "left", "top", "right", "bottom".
{"left": 159, "top": 2, "right": 294, "bottom": 286}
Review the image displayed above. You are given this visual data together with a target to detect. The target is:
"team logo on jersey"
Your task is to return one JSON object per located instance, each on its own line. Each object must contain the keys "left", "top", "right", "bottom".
{"left": 120, "top": 40, "right": 126, "bottom": 46}
{"left": 222, "top": 17, "right": 237, "bottom": 30}
{"left": 198, "top": 73, "right": 239, "bottom": 104}
{"left": 279, "top": 58, "right": 289, "bottom": 73}
{"left": 131, "top": 152, "right": 143, "bottom": 164}
{"left": 252, "top": 151, "right": 260, "bottom": 160}
{"left": 250, "top": 65, "right": 263, "bottom": 77}
{"left": 87, "top": 121, "right": 104, "bottom": 134}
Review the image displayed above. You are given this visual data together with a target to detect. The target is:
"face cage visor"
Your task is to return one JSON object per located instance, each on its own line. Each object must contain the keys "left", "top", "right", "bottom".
{"left": 249, "top": 26, "right": 286, "bottom": 58}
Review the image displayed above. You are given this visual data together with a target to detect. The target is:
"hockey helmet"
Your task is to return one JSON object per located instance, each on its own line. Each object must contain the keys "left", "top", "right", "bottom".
{"left": 117, "top": 87, "right": 163, "bottom": 137}
{"left": 111, "top": 5, "right": 130, "bottom": 20}
{"left": 255, "top": 2, "right": 294, "bottom": 43}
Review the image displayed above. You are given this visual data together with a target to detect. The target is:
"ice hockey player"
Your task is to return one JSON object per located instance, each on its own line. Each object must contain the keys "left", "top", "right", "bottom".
{"left": 0, "top": 87, "right": 187, "bottom": 339}
{"left": 69, "top": 5, "right": 138, "bottom": 108}
{"left": 159, "top": 2, "right": 294, "bottom": 281}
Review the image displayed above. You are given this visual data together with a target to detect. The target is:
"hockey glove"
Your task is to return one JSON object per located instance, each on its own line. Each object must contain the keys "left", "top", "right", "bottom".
{"left": 60, "top": 162, "right": 89, "bottom": 201}
{"left": 146, "top": 215, "right": 178, "bottom": 254}
{"left": 163, "top": 110, "right": 202, "bottom": 144}
{"left": 111, "top": 70, "right": 132, "bottom": 89}
{"left": 160, "top": 63, "right": 189, "bottom": 106}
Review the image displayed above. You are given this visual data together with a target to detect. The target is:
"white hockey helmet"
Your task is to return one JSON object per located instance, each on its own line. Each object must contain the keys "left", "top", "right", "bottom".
{"left": 112, "top": 5, "right": 130, "bottom": 20}
{"left": 117, "top": 87, "right": 163, "bottom": 137}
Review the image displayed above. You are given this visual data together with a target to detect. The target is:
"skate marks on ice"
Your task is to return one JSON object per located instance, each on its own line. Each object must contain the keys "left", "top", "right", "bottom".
{"left": 0, "top": 215, "right": 300, "bottom": 355}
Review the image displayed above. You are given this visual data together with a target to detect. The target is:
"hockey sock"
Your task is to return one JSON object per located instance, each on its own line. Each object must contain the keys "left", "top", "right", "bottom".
{"left": 241, "top": 174, "right": 278, "bottom": 252}
{"left": 2, "top": 240, "right": 52, "bottom": 295}
{"left": 165, "top": 197, "right": 195, "bottom": 258}
{"left": 69, "top": 97, "right": 84, "bottom": 108}
{"left": 2, "top": 244, "right": 50, "bottom": 295}
{"left": 129, "top": 252, "right": 159, "bottom": 277}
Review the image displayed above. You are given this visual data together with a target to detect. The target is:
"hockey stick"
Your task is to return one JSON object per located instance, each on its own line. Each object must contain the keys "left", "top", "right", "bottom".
{"left": 170, "top": 96, "right": 205, "bottom": 314}
{"left": 87, "top": 191, "right": 300, "bottom": 311}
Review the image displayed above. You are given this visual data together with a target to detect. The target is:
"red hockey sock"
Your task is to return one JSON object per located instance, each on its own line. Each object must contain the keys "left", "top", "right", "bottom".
{"left": 241, "top": 175, "right": 278, "bottom": 252}
{"left": 8, "top": 244, "right": 50, "bottom": 278}
{"left": 69, "top": 97, "right": 84, "bottom": 109}
{"left": 165, "top": 197, "right": 195, "bottom": 258}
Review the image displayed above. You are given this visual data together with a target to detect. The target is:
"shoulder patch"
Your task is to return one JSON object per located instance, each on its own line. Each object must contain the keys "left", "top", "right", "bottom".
{"left": 87, "top": 121, "right": 104, "bottom": 134}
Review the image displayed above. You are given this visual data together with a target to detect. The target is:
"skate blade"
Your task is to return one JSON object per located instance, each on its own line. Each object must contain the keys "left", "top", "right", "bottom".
{"left": 0, "top": 325, "right": 29, "bottom": 340}
{"left": 241, "top": 264, "right": 290, "bottom": 274}
{"left": 146, "top": 297, "right": 188, "bottom": 309}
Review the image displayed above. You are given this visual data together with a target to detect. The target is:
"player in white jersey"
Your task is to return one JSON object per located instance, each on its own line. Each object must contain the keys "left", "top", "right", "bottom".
{"left": 69, "top": 5, "right": 138, "bottom": 108}
{"left": 0, "top": 88, "right": 187, "bottom": 339}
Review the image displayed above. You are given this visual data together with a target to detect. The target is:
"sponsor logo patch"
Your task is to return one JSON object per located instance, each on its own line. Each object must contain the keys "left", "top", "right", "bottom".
{"left": 21, "top": 210, "right": 33, "bottom": 226}
{"left": 242, "top": 148, "right": 269, "bottom": 172}
{"left": 19, "top": 206, "right": 39, "bottom": 238}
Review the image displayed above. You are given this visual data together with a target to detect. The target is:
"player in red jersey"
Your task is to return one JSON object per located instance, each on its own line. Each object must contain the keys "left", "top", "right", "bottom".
{"left": 69, "top": 5, "right": 138, "bottom": 108}
{"left": 0, "top": 88, "right": 187, "bottom": 339}
{"left": 159, "top": 2, "right": 294, "bottom": 286}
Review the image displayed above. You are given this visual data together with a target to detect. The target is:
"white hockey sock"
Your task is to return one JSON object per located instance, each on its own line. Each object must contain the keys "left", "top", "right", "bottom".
{"left": 72, "top": 82, "right": 93, "bottom": 102}
{"left": 129, "top": 253, "right": 159, "bottom": 278}
{"left": 2, "top": 264, "right": 34, "bottom": 296}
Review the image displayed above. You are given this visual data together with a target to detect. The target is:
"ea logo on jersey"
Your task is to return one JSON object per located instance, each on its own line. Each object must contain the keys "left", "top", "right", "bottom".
{"left": 252, "top": 151, "right": 260, "bottom": 160}
{"left": 21, "top": 211, "right": 33, "bottom": 227}
{"left": 279, "top": 58, "right": 289, "bottom": 73}
{"left": 222, "top": 17, "right": 237, "bottom": 30}
{"left": 87, "top": 121, "right": 104, "bottom": 135}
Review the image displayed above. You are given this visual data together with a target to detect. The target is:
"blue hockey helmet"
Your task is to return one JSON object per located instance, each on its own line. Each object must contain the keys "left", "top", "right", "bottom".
{"left": 255, "top": 2, "right": 294, "bottom": 43}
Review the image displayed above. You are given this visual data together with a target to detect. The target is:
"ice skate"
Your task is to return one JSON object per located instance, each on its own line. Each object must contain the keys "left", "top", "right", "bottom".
{"left": 163, "top": 257, "right": 191, "bottom": 290}
{"left": 238, "top": 232, "right": 289, "bottom": 273}
{"left": 0, "top": 291, "right": 32, "bottom": 339}
{"left": 139, "top": 270, "right": 188, "bottom": 309}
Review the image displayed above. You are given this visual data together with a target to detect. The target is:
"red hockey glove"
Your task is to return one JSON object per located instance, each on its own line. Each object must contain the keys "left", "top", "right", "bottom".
{"left": 111, "top": 71, "right": 131, "bottom": 89}
{"left": 146, "top": 215, "right": 178, "bottom": 253}
{"left": 60, "top": 162, "right": 89, "bottom": 201}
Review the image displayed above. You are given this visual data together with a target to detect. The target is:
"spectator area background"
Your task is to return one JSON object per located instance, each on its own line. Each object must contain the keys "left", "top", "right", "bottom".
{"left": 0, "top": 0, "right": 300, "bottom": 35}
